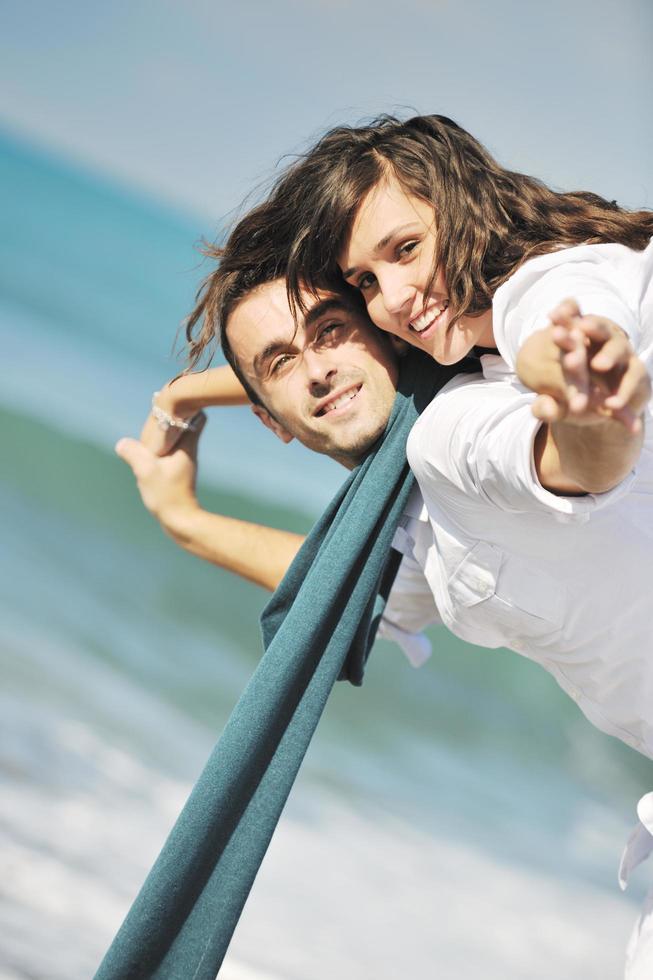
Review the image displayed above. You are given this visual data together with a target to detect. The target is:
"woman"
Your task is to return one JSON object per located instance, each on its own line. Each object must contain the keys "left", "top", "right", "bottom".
{"left": 271, "top": 113, "right": 653, "bottom": 977}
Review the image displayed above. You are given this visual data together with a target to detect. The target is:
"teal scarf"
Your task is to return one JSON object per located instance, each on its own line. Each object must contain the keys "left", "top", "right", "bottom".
{"left": 95, "top": 351, "right": 460, "bottom": 979}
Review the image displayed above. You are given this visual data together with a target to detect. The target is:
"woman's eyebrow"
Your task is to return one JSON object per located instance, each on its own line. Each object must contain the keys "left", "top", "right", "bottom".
{"left": 342, "top": 223, "right": 420, "bottom": 279}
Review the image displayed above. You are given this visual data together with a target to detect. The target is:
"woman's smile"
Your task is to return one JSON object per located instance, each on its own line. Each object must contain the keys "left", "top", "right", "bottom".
{"left": 409, "top": 298, "right": 450, "bottom": 336}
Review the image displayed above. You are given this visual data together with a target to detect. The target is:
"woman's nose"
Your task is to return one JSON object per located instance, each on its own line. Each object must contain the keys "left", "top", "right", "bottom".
{"left": 380, "top": 272, "right": 416, "bottom": 317}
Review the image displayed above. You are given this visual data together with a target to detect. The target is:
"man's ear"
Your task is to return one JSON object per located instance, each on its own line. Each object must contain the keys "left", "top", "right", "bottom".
{"left": 251, "top": 404, "right": 294, "bottom": 444}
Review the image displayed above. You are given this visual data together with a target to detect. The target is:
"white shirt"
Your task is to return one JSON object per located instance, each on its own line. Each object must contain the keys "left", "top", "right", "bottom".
{"left": 382, "top": 240, "right": 653, "bottom": 760}
{"left": 492, "top": 237, "right": 653, "bottom": 370}
{"left": 378, "top": 485, "right": 439, "bottom": 668}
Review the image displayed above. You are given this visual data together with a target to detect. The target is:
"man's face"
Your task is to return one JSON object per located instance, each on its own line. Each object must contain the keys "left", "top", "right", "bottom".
{"left": 227, "top": 279, "right": 399, "bottom": 467}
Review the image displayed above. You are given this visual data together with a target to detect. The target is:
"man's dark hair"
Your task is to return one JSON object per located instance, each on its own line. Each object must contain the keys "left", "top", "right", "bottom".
{"left": 184, "top": 194, "right": 301, "bottom": 406}
{"left": 185, "top": 158, "right": 350, "bottom": 405}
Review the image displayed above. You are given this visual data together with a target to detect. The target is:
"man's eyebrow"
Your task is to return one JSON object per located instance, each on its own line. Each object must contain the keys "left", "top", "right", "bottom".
{"left": 304, "top": 297, "right": 349, "bottom": 328}
{"left": 342, "top": 223, "right": 420, "bottom": 280}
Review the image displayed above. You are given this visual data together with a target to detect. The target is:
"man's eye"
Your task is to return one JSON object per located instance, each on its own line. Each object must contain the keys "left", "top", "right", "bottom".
{"left": 318, "top": 321, "right": 343, "bottom": 341}
{"left": 357, "top": 273, "right": 376, "bottom": 291}
{"left": 271, "top": 354, "right": 292, "bottom": 374}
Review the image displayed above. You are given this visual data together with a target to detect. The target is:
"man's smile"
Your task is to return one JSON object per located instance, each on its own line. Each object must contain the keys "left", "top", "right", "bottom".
{"left": 314, "top": 383, "right": 363, "bottom": 418}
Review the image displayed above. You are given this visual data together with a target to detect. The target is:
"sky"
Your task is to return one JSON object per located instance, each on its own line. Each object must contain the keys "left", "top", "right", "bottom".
{"left": 2, "top": 0, "right": 652, "bottom": 228}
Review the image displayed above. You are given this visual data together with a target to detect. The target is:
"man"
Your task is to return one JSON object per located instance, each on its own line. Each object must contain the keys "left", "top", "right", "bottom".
{"left": 116, "top": 275, "right": 438, "bottom": 662}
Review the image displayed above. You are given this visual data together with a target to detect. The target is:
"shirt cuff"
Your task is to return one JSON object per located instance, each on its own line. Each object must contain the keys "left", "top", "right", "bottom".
{"left": 377, "top": 618, "right": 432, "bottom": 668}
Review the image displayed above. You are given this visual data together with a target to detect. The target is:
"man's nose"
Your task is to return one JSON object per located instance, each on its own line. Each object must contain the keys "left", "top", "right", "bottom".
{"left": 303, "top": 349, "right": 338, "bottom": 394}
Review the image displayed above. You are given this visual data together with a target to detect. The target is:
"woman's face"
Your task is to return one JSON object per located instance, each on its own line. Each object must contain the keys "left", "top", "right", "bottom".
{"left": 338, "top": 174, "right": 494, "bottom": 364}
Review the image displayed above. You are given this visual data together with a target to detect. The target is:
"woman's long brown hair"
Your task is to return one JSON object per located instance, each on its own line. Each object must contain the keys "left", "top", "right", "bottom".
{"left": 280, "top": 113, "right": 653, "bottom": 328}
{"left": 184, "top": 114, "right": 653, "bottom": 368}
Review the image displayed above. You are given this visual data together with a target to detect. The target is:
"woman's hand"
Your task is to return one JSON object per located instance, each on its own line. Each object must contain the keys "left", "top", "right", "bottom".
{"left": 517, "top": 299, "right": 651, "bottom": 434}
{"left": 519, "top": 300, "right": 650, "bottom": 495}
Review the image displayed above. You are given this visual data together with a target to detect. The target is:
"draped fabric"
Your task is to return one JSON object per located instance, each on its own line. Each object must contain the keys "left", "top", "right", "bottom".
{"left": 95, "top": 351, "right": 459, "bottom": 979}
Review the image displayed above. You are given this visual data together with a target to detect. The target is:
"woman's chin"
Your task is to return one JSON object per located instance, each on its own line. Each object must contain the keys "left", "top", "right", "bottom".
{"left": 419, "top": 333, "right": 471, "bottom": 366}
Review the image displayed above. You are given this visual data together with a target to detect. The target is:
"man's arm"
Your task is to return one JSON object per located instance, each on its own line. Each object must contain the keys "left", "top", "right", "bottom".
{"left": 115, "top": 416, "right": 304, "bottom": 592}
{"left": 516, "top": 300, "right": 650, "bottom": 494}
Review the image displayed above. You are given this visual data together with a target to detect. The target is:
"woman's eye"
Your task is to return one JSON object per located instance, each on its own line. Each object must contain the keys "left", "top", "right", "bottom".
{"left": 357, "top": 273, "right": 376, "bottom": 291}
{"left": 398, "top": 241, "right": 418, "bottom": 259}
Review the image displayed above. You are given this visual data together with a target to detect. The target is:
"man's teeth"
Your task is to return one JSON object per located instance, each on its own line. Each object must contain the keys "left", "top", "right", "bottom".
{"left": 320, "top": 389, "right": 357, "bottom": 415}
{"left": 410, "top": 301, "right": 448, "bottom": 333}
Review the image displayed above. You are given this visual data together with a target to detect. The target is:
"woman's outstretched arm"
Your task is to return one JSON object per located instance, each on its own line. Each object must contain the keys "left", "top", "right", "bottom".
{"left": 517, "top": 301, "right": 650, "bottom": 494}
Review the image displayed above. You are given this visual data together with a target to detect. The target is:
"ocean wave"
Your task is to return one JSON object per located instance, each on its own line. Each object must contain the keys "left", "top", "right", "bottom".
{"left": 0, "top": 684, "right": 641, "bottom": 980}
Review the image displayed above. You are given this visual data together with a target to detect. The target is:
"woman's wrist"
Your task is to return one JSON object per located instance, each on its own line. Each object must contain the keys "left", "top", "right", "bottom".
{"left": 516, "top": 326, "right": 563, "bottom": 394}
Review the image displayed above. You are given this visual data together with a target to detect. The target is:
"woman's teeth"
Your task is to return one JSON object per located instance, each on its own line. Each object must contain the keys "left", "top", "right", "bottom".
{"left": 410, "top": 301, "right": 449, "bottom": 334}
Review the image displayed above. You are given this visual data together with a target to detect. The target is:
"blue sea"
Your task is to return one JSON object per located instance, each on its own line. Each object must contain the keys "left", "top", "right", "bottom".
{"left": 1, "top": 129, "right": 651, "bottom": 980}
